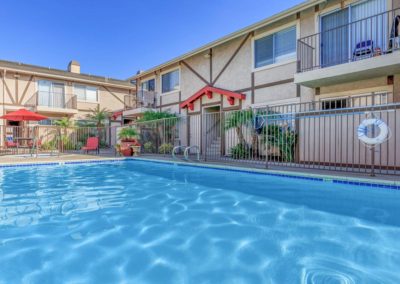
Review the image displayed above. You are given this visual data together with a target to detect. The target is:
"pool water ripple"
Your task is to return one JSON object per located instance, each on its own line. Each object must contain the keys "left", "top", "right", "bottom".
{"left": 0, "top": 161, "right": 399, "bottom": 283}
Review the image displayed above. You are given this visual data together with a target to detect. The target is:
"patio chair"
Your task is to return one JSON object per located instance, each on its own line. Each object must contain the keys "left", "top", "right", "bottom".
{"left": 353, "top": 40, "right": 374, "bottom": 60}
{"left": 5, "top": 139, "right": 18, "bottom": 148}
{"left": 82, "top": 137, "right": 99, "bottom": 154}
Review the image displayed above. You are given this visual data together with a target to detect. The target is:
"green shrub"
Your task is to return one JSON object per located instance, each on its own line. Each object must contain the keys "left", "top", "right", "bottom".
{"left": 230, "top": 143, "right": 252, "bottom": 159}
{"left": 159, "top": 143, "right": 173, "bottom": 154}
{"left": 144, "top": 142, "right": 154, "bottom": 153}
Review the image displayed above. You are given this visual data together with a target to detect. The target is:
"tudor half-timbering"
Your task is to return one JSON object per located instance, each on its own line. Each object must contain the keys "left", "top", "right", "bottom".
{"left": 124, "top": 0, "right": 400, "bottom": 120}
{"left": 0, "top": 59, "right": 135, "bottom": 127}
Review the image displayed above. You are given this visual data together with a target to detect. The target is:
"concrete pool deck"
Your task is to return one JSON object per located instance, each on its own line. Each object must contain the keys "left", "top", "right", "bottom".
{"left": 0, "top": 153, "right": 118, "bottom": 165}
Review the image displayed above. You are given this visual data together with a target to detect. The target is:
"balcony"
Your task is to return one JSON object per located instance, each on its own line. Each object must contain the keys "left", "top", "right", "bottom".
{"left": 25, "top": 92, "right": 77, "bottom": 114}
{"left": 123, "top": 90, "right": 157, "bottom": 117}
{"left": 295, "top": 8, "right": 400, "bottom": 87}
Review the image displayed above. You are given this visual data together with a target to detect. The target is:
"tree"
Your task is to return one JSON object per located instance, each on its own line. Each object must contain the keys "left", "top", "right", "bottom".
{"left": 86, "top": 105, "right": 110, "bottom": 127}
{"left": 86, "top": 106, "right": 110, "bottom": 147}
{"left": 137, "top": 111, "right": 176, "bottom": 122}
{"left": 54, "top": 117, "right": 74, "bottom": 151}
{"left": 224, "top": 109, "right": 254, "bottom": 147}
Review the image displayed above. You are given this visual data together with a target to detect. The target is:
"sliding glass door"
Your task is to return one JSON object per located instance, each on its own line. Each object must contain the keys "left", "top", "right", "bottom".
{"left": 321, "top": 8, "right": 349, "bottom": 67}
{"left": 38, "top": 80, "right": 65, "bottom": 108}
{"left": 320, "top": 0, "right": 387, "bottom": 68}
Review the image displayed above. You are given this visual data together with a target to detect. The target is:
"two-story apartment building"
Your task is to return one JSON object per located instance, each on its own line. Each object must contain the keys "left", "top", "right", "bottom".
{"left": 0, "top": 59, "right": 135, "bottom": 128}
{"left": 124, "top": 0, "right": 400, "bottom": 119}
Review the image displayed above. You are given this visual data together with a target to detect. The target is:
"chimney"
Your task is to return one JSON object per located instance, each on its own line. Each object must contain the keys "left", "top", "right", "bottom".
{"left": 68, "top": 60, "right": 80, "bottom": 74}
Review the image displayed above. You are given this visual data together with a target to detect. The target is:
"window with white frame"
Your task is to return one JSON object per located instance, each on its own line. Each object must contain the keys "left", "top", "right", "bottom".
{"left": 161, "top": 69, "right": 180, "bottom": 93}
{"left": 254, "top": 26, "right": 297, "bottom": 68}
{"left": 37, "top": 80, "right": 65, "bottom": 108}
{"left": 75, "top": 85, "right": 98, "bottom": 102}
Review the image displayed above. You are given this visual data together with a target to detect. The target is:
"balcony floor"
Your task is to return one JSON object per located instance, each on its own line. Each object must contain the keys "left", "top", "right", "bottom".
{"left": 294, "top": 51, "right": 400, "bottom": 88}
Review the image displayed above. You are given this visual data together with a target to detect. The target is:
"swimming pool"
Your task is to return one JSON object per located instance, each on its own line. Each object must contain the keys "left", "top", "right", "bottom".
{"left": 0, "top": 160, "right": 399, "bottom": 283}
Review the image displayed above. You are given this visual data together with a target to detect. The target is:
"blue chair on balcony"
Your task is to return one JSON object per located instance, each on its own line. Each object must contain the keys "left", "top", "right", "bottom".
{"left": 353, "top": 40, "right": 374, "bottom": 60}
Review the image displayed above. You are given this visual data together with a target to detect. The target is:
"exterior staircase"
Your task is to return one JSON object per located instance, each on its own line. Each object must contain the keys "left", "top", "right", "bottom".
{"left": 205, "top": 136, "right": 221, "bottom": 158}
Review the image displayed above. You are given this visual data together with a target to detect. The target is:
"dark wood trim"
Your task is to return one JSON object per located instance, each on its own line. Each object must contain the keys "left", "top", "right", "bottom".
{"left": 212, "top": 32, "right": 252, "bottom": 85}
{"left": 18, "top": 75, "right": 34, "bottom": 104}
{"left": 2, "top": 74, "right": 16, "bottom": 104}
{"left": 223, "top": 105, "right": 241, "bottom": 111}
{"left": 209, "top": 48, "right": 213, "bottom": 83}
{"left": 181, "top": 60, "right": 210, "bottom": 85}
{"left": 103, "top": 86, "right": 125, "bottom": 104}
{"left": 235, "top": 78, "right": 294, "bottom": 93}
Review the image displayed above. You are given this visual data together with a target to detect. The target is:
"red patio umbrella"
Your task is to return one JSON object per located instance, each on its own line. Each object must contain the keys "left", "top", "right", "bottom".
{"left": 0, "top": 109, "right": 48, "bottom": 121}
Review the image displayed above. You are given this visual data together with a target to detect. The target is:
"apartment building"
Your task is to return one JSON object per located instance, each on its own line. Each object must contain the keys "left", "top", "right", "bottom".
{"left": 0, "top": 59, "right": 135, "bottom": 127}
{"left": 124, "top": 0, "right": 400, "bottom": 119}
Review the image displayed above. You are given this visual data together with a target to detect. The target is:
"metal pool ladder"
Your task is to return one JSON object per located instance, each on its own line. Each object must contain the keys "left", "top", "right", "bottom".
{"left": 172, "top": 145, "right": 200, "bottom": 161}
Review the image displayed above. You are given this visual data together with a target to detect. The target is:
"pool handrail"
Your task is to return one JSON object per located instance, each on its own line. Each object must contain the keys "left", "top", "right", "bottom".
{"left": 184, "top": 145, "right": 200, "bottom": 161}
{"left": 172, "top": 145, "right": 187, "bottom": 159}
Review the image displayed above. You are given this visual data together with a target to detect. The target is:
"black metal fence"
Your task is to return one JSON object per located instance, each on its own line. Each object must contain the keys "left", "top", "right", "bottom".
{"left": 132, "top": 93, "right": 400, "bottom": 176}
{"left": 0, "top": 125, "right": 117, "bottom": 156}
{"left": 297, "top": 8, "right": 400, "bottom": 72}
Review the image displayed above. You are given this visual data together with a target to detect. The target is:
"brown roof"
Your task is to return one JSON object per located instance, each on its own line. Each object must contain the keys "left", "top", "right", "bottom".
{"left": 0, "top": 59, "right": 134, "bottom": 89}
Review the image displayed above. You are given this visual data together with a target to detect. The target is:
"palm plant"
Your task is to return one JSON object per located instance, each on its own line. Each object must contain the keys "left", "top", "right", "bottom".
{"left": 86, "top": 106, "right": 110, "bottom": 147}
{"left": 86, "top": 106, "right": 110, "bottom": 127}
{"left": 224, "top": 109, "right": 254, "bottom": 146}
{"left": 54, "top": 117, "right": 74, "bottom": 151}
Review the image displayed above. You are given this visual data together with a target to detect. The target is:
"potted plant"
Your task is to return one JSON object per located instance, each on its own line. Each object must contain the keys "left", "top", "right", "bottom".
{"left": 118, "top": 127, "right": 140, "bottom": 156}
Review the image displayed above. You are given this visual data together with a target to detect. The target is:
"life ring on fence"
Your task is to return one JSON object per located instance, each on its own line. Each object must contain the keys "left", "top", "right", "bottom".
{"left": 357, "top": 118, "right": 389, "bottom": 145}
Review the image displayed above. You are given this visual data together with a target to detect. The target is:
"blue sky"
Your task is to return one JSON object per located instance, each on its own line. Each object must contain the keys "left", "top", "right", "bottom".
{"left": 0, "top": 0, "right": 303, "bottom": 79}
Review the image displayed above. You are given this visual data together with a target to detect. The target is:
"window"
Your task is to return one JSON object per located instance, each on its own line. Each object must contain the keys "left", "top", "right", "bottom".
{"left": 38, "top": 118, "right": 57, "bottom": 125}
{"left": 254, "top": 26, "right": 296, "bottom": 68}
{"left": 161, "top": 69, "right": 180, "bottom": 93}
{"left": 75, "top": 85, "right": 98, "bottom": 102}
{"left": 321, "top": 98, "right": 348, "bottom": 110}
{"left": 141, "top": 79, "right": 155, "bottom": 92}
{"left": 38, "top": 80, "right": 65, "bottom": 108}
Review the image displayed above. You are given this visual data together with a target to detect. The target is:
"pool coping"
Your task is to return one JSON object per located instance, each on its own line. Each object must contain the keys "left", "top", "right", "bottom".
{"left": 0, "top": 156, "right": 399, "bottom": 190}
{"left": 131, "top": 157, "right": 400, "bottom": 190}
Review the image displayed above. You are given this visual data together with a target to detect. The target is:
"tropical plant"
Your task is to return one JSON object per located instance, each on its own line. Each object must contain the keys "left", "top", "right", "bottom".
{"left": 224, "top": 109, "right": 259, "bottom": 154}
{"left": 143, "top": 141, "right": 154, "bottom": 153}
{"left": 118, "top": 127, "right": 138, "bottom": 141}
{"left": 158, "top": 143, "right": 173, "bottom": 154}
{"left": 86, "top": 106, "right": 110, "bottom": 127}
{"left": 137, "top": 111, "right": 179, "bottom": 149}
{"left": 230, "top": 143, "right": 252, "bottom": 159}
{"left": 261, "top": 124, "right": 297, "bottom": 162}
{"left": 54, "top": 117, "right": 74, "bottom": 151}
{"left": 137, "top": 111, "right": 177, "bottom": 122}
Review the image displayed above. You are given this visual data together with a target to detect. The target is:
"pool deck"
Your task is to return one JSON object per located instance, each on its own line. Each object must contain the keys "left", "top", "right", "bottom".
{"left": 0, "top": 153, "right": 117, "bottom": 165}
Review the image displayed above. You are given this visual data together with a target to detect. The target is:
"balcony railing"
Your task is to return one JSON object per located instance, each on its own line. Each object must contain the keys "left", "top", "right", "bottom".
{"left": 297, "top": 8, "right": 400, "bottom": 73}
{"left": 124, "top": 90, "right": 156, "bottom": 110}
{"left": 25, "top": 92, "right": 77, "bottom": 110}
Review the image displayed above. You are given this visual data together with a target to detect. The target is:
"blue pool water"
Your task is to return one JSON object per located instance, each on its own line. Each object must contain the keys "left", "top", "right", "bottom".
{"left": 0, "top": 160, "right": 399, "bottom": 283}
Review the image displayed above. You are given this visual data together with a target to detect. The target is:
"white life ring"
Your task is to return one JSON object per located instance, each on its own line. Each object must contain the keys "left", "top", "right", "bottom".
{"left": 357, "top": 118, "right": 389, "bottom": 145}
